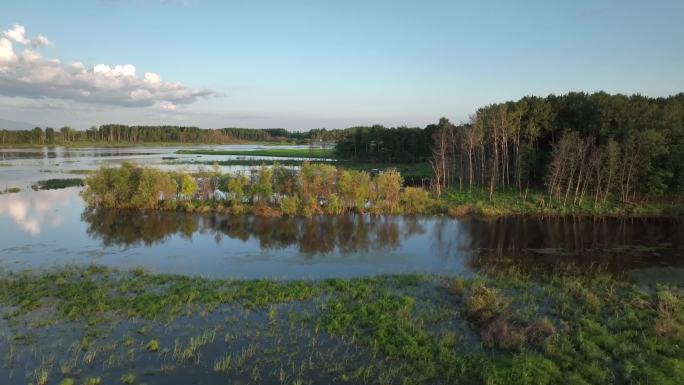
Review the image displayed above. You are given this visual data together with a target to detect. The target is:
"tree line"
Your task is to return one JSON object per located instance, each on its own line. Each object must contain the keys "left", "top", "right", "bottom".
{"left": 0, "top": 125, "right": 344, "bottom": 145}
{"left": 429, "top": 92, "right": 684, "bottom": 201}
{"left": 333, "top": 125, "right": 433, "bottom": 163}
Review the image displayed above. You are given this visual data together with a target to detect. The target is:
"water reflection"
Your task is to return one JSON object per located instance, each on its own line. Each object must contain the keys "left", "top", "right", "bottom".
{"left": 0, "top": 189, "right": 73, "bottom": 235}
{"left": 82, "top": 209, "right": 430, "bottom": 255}
{"left": 81, "top": 207, "right": 684, "bottom": 271}
{"left": 462, "top": 216, "right": 683, "bottom": 253}
{"left": 462, "top": 216, "right": 684, "bottom": 273}
{"left": 1, "top": 188, "right": 682, "bottom": 280}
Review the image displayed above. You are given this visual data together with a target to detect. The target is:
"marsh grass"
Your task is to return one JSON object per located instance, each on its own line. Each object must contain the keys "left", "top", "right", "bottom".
{"left": 444, "top": 188, "right": 684, "bottom": 218}
{"left": 1, "top": 187, "right": 21, "bottom": 193}
{"left": 176, "top": 148, "right": 333, "bottom": 158}
{"left": 1, "top": 266, "right": 682, "bottom": 385}
{"left": 32, "top": 178, "right": 84, "bottom": 190}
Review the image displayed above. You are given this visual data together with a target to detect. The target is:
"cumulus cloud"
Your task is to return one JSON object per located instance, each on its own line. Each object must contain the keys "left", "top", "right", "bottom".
{"left": 3, "top": 24, "right": 51, "bottom": 48}
{"left": 0, "top": 24, "right": 214, "bottom": 110}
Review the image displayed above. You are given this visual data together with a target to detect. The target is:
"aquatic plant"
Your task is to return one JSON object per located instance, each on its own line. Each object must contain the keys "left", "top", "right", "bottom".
{"left": 120, "top": 372, "right": 135, "bottom": 384}
{"left": 1, "top": 266, "right": 682, "bottom": 384}
{"left": 145, "top": 339, "right": 159, "bottom": 352}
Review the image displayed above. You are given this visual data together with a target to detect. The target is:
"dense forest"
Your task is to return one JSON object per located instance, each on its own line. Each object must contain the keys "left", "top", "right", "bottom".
{"left": 428, "top": 92, "right": 684, "bottom": 202}
{"left": 0, "top": 125, "right": 342, "bottom": 145}
{"left": 333, "top": 125, "right": 433, "bottom": 163}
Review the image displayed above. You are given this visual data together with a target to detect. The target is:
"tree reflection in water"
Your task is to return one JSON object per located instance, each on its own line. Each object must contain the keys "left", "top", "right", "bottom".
{"left": 81, "top": 208, "right": 683, "bottom": 274}
{"left": 461, "top": 216, "right": 684, "bottom": 273}
{"left": 82, "top": 208, "right": 429, "bottom": 255}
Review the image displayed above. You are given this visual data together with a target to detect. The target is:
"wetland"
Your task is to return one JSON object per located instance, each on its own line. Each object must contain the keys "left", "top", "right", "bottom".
{"left": 0, "top": 146, "right": 682, "bottom": 385}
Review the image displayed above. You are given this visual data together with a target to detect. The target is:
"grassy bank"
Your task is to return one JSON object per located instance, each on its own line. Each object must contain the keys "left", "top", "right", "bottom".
{"left": 1, "top": 187, "right": 21, "bottom": 194}
{"left": 0, "top": 265, "right": 681, "bottom": 384}
{"left": 443, "top": 188, "right": 684, "bottom": 218}
{"left": 175, "top": 148, "right": 334, "bottom": 158}
{"left": 32, "top": 178, "right": 84, "bottom": 190}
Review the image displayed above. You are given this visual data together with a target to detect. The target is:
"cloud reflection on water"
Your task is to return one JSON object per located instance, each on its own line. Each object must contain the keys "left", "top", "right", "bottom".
{"left": 0, "top": 189, "right": 72, "bottom": 235}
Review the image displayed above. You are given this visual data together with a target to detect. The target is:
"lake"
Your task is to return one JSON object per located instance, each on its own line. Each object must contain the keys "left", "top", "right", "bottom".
{"left": 0, "top": 187, "right": 682, "bottom": 282}
{"left": 1, "top": 146, "right": 683, "bottom": 282}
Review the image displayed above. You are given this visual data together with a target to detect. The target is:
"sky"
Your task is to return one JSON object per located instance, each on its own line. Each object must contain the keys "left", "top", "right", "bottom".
{"left": 0, "top": 0, "right": 683, "bottom": 131}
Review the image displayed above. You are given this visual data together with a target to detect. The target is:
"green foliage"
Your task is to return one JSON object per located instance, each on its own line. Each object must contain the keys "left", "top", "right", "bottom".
{"left": 74, "top": 161, "right": 436, "bottom": 216}
{"left": 120, "top": 372, "right": 135, "bottom": 384}
{"left": 374, "top": 170, "right": 403, "bottom": 214}
{"left": 324, "top": 193, "right": 342, "bottom": 215}
{"left": 334, "top": 125, "right": 432, "bottom": 163}
{"left": 0, "top": 266, "right": 682, "bottom": 384}
{"left": 32, "top": 178, "right": 84, "bottom": 190}
{"left": 425, "top": 92, "right": 684, "bottom": 200}
{"left": 174, "top": 172, "right": 197, "bottom": 198}
{"left": 146, "top": 339, "right": 160, "bottom": 352}
{"left": 226, "top": 174, "right": 249, "bottom": 203}
{"left": 251, "top": 166, "right": 274, "bottom": 202}
{"left": 400, "top": 187, "right": 433, "bottom": 214}
{"left": 1, "top": 187, "right": 21, "bottom": 194}
{"left": 130, "top": 168, "right": 175, "bottom": 209}
{"left": 279, "top": 195, "right": 300, "bottom": 216}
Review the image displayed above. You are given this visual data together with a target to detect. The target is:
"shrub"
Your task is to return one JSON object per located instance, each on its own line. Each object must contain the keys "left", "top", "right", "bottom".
{"left": 375, "top": 170, "right": 403, "bottom": 213}
{"left": 280, "top": 195, "right": 300, "bottom": 216}
{"left": 254, "top": 203, "right": 280, "bottom": 217}
{"left": 464, "top": 283, "right": 508, "bottom": 324}
{"left": 448, "top": 204, "right": 472, "bottom": 217}
{"left": 524, "top": 317, "right": 556, "bottom": 347}
{"left": 482, "top": 318, "right": 526, "bottom": 351}
{"left": 400, "top": 187, "right": 432, "bottom": 214}
{"left": 324, "top": 193, "right": 343, "bottom": 215}
{"left": 300, "top": 196, "right": 321, "bottom": 217}
{"left": 146, "top": 339, "right": 160, "bottom": 352}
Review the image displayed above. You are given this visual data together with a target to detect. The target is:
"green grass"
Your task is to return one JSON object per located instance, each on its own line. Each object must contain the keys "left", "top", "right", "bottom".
{"left": 338, "top": 161, "right": 432, "bottom": 179}
{"left": 31, "top": 178, "right": 84, "bottom": 190}
{"left": 0, "top": 265, "right": 682, "bottom": 385}
{"left": 2, "top": 186, "right": 21, "bottom": 194}
{"left": 176, "top": 148, "right": 334, "bottom": 158}
{"left": 65, "top": 169, "right": 95, "bottom": 175}
{"left": 442, "top": 188, "right": 684, "bottom": 218}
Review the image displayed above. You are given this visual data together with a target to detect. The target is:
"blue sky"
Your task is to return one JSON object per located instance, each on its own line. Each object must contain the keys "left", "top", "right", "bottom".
{"left": 0, "top": 0, "right": 682, "bottom": 130}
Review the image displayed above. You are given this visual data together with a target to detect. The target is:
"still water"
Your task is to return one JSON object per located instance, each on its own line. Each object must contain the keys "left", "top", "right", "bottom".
{"left": 0, "top": 144, "right": 316, "bottom": 188}
{"left": 0, "top": 146, "right": 682, "bottom": 282}
{"left": 1, "top": 188, "right": 682, "bottom": 282}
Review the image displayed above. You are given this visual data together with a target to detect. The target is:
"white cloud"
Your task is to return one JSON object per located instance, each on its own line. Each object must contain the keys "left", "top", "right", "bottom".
{"left": 0, "top": 37, "right": 16, "bottom": 62}
{"left": 0, "top": 24, "right": 215, "bottom": 110}
{"left": 3, "top": 24, "right": 51, "bottom": 48}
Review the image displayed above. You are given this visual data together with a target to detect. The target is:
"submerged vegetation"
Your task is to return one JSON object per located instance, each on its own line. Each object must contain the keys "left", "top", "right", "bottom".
{"left": 0, "top": 265, "right": 681, "bottom": 384}
{"left": 32, "top": 178, "right": 84, "bottom": 190}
